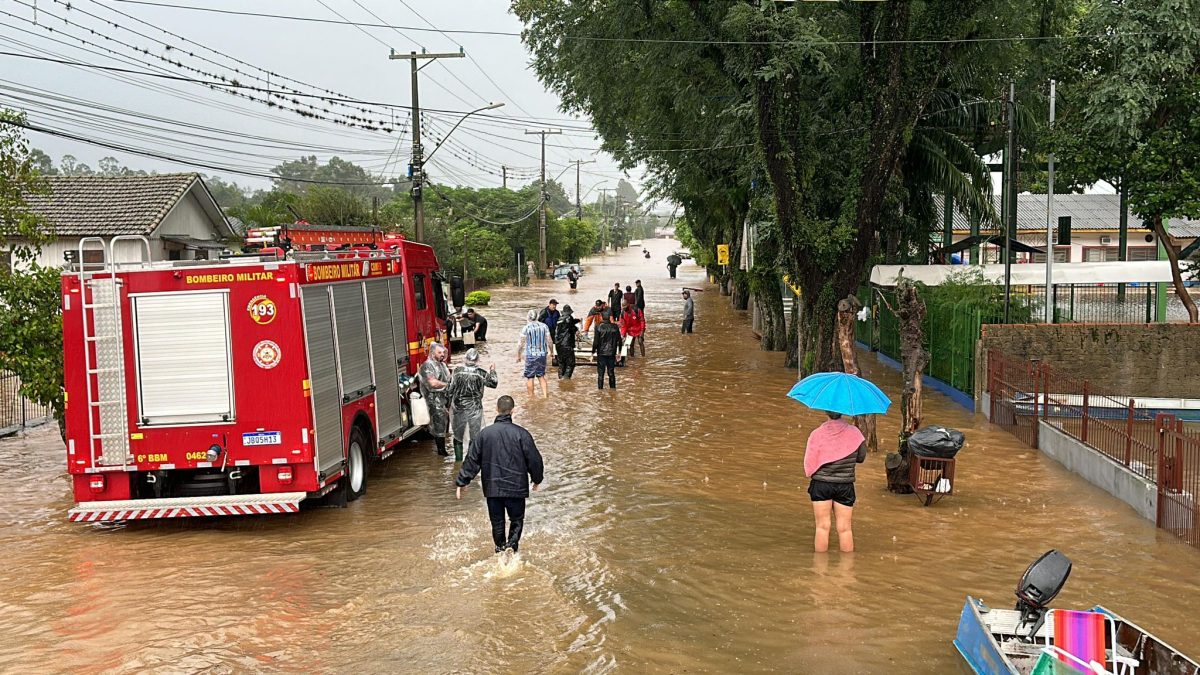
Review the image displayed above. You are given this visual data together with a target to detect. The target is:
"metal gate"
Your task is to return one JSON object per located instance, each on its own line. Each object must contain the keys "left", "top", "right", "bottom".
{"left": 1157, "top": 418, "right": 1200, "bottom": 550}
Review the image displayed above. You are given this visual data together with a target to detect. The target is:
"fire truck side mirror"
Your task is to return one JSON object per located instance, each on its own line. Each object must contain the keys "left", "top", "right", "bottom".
{"left": 450, "top": 275, "right": 465, "bottom": 308}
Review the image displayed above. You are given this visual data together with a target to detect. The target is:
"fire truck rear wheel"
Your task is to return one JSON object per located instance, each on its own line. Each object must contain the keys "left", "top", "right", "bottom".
{"left": 345, "top": 426, "right": 370, "bottom": 502}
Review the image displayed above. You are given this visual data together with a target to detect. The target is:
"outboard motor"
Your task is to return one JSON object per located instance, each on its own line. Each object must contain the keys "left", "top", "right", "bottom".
{"left": 1014, "top": 549, "right": 1072, "bottom": 639}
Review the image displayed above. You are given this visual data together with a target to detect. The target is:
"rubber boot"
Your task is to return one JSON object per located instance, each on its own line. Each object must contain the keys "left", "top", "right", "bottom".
{"left": 435, "top": 437, "right": 448, "bottom": 456}
{"left": 454, "top": 440, "right": 464, "bottom": 462}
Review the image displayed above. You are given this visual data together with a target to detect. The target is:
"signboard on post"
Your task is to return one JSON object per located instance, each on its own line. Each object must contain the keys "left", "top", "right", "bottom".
{"left": 716, "top": 244, "right": 730, "bottom": 266}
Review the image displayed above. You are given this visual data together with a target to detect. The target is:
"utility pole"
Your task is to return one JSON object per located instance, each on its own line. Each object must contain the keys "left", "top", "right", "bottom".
{"left": 1044, "top": 79, "right": 1056, "bottom": 323}
{"left": 525, "top": 128, "right": 561, "bottom": 272}
{"left": 597, "top": 188, "right": 615, "bottom": 252}
{"left": 502, "top": 166, "right": 507, "bottom": 190}
{"left": 573, "top": 159, "right": 595, "bottom": 219}
{"left": 463, "top": 230, "right": 469, "bottom": 284}
{"left": 389, "top": 48, "right": 465, "bottom": 243}
{"left": 1003, "top": 81, "right": 1017, "bottom": 324}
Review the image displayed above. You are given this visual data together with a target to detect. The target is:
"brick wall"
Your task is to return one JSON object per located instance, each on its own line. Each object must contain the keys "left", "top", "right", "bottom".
{"left": 979, "top": 323, "right": 1200, "bottom": 398}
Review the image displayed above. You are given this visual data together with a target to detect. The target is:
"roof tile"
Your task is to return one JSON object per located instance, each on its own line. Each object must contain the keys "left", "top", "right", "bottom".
{"left": 22, "top": 173, "right": 200, "bottom": 237}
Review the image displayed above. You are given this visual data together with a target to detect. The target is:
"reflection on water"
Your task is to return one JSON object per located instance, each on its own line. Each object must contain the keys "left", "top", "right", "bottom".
{"left": 1, "top": 240, "right": 1198, "bottom": 673}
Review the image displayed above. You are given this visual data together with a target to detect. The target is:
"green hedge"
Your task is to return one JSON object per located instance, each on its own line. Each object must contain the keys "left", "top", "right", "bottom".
{"left": 465, "top": 290, "right": 491, "bottom": 306}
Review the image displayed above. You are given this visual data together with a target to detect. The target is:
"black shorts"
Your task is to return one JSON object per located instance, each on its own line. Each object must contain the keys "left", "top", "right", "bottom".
{"left": 808, "top": 479, "right": 856, "bottom": 507}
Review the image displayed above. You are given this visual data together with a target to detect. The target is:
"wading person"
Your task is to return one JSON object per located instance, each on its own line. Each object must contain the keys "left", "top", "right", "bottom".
{"left": 608, "top": 283, "right": 624, "bottom": 319}
{"left": 419, "top": 342, "right": 452, "bottom": 456}
{"left": 619, "top": 301, "right": 646, "bottom": 360}
{"left": 555, "top": 304, "right": 580, "bottom": 379}
{"left": 804, "top": 411, "right": 867, "bottom": 552}
{"left": 583, "top": 299, "right": 607, "bottom": 334}
{"left": 446, "top": 348, "right": 499, "bottom": 461}
{"left": 455, "top": 395, "right": 544, "bottom": 554}
{"left": 592, "top": 310, "right": 621, "bottom": 390}
{"left": 466, "top": 308, "right": 488, "bottom": 341}
{"left": 516, "top": 309, "right": 553, "bottom": 398}
{"left": 634, "top": 279, "right": 646, "bottom": 311}
{"left": 667, "top": 254, "right": 681, "bottom": 279}
{"left": 681, "top": 290, "right": 695, "bottom": 334}
{"left": 566, "top": 266, "right": 579, "bottom": 290}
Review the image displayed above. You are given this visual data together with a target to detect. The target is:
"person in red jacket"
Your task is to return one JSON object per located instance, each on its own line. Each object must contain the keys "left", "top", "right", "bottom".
{"left": 618, "top": 300, "right": 646, "bottom": 362}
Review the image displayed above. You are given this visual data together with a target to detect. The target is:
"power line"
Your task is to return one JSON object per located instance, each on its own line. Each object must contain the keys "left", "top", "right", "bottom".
{"left": 6, "top": 117, "right": 397, "bottom": 185}
{"left": 79, "top": 0, "right": 400, "bottom": 119}
{"left": 1, "top": 5, "right": 401, "bottom": 131}
{"left": 104, "top": 1, "right": 1171, "bottom": 47}
{"left": 37, "top": 0, "right": 395, "bottom": 128}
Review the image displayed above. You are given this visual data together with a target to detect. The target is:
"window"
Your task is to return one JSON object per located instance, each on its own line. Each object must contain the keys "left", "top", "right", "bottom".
{"left": 1083, "top": 247, "right": 1120, "bottom": 262}
{"left": 1031, "top": 246, "right": 1071, "bottom": 263}
{"left": 430, "top": 276, "right": 447, "bottom": 320}
{"left": 1128, "top": 246, "right": 1159, "bottom": 262}
{"left": 412, "top": 273, "right": 427, "bottom": 310}
{"left": 83, "top": 250, "right": 105, "bottom": 264}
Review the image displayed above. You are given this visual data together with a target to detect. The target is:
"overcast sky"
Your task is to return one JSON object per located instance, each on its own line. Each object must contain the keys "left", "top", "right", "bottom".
{"left": 1, "top": 0, "right": 644, "bottom": 205}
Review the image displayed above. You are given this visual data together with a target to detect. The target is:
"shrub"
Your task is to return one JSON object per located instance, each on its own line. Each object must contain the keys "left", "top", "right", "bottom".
{"left": 465, "top": 290, "right": 491, "bottom": 306}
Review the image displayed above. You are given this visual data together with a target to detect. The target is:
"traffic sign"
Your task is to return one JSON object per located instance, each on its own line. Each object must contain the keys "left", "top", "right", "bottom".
{"left": 716, "top": 244, "right": 730, "bottom": 266}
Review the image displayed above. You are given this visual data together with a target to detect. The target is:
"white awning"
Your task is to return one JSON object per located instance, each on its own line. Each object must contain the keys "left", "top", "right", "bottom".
{"left": 868, "top": 261, "right": 1179, "bottom": 287}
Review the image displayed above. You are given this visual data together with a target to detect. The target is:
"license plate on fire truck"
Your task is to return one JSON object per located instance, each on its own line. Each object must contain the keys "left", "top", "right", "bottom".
{"left": 242, "top": 431, "right": 282, "bottom": 446}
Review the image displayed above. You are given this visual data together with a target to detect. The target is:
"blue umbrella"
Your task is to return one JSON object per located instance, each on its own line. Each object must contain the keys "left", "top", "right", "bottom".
{"left": 786, "top": 372, "right": 891, "bottom": 416}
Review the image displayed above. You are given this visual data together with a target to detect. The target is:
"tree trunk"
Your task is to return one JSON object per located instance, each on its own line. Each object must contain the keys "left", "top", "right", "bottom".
{"left": 796, "top": 283, "right": 840, "bottom": 376}
{"left": 886, "top": 278, "right": 927, "bottom": 493}
{"left": 731, "top": 273, "right": 750, "bottom": 310}
{"left": 785, "top": 294, "right": 800, "bottom": 370}
{"left": 835, "top": 295, "right": 878, "bottom": 452}
{"left": 1151, "top": 215, "right": 1198, "bottom": 323}
{"left": 756, "top": 289, "right": 787, "bottom": 351}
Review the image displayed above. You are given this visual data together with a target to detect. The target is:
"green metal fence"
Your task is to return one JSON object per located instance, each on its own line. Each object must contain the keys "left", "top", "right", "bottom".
{"left": 856, "top": 288, "right": 1003, "bottom": 396}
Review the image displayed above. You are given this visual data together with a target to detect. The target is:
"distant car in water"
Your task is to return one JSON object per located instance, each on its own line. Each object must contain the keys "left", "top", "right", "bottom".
{"left": 553, "top": 263, "right": 583, "bottom": 280}
{"left": 675, "top": 250, "right": 693, "bottom": 260}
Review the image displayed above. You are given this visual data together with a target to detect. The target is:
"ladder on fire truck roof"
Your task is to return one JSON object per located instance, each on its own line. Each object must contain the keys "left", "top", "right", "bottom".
{"left": 77, "top": 236, "right": 150, "bottom": 468}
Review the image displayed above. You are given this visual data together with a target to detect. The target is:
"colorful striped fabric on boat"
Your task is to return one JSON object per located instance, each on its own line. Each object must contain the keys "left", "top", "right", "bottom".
{"left": 1054, "top": 610, "right": 1109, "bottom": 671}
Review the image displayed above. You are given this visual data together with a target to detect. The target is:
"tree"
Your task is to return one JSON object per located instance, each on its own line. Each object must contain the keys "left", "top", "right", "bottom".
{"left": 515, "top": 1, "right": 1020, "bottom": 371}
{"left": 58, "top": 154, "right": 93, "bottom": 176}
{"left": 29, "top": 148, "right": 55, "bottom": 175}
{"left": 296, "top": 186, "right": 369, "bottom": 226}
{"left": 1056, "top": 0, "right": 1200, "bottom": 322}
{"left": 271, "top": 155, "right": 392, "bottom": 202}
{"left": 0, "top": 111, "right": 64, "bottom": 429}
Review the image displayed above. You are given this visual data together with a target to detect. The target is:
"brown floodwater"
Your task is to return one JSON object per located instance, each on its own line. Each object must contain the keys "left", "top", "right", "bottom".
{"left": 2, "top": 240, "right": 1198, "bottom": 674}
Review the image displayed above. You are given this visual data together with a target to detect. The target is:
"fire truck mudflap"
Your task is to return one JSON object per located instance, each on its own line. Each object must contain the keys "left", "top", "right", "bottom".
{"left": 67, "top": 492, "right": 308, "bottom": 522}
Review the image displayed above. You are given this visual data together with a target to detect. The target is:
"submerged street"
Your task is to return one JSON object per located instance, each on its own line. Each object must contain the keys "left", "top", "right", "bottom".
{"left": 1, "top": 239, "right": 1198, "bottom": 673}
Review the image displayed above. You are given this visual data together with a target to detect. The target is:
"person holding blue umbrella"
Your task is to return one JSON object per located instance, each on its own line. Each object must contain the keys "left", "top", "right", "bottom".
{"left": 787, "top": 372, "right": 891, "bottom": 553}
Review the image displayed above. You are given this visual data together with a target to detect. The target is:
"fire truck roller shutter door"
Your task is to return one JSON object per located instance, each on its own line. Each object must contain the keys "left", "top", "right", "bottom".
{"left": 331, "top": 283, "right": 373, "bottom": 401}
{"left": 300, "top": 287, "right": 343, "bottom": 477}
{"left": 132, "top": 291, "right": 234, "bottom": 426}
{"left": 365, "top": 279, "right": 402, "bottom": 442}
{"left": 387, "top": 278, "right": 409, "bottom": 371}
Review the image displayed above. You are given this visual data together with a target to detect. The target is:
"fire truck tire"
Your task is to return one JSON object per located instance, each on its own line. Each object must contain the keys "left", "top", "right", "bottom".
{"left": 345, "top": 426, "right": 370, "bottom": 502}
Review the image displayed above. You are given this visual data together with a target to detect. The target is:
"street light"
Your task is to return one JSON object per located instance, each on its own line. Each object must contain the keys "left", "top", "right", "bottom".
{"left": 424, "top": 101, "right": 505, "bottom": 164}
{"left": 408, "top": 101, "right": 504, "bottom": 242}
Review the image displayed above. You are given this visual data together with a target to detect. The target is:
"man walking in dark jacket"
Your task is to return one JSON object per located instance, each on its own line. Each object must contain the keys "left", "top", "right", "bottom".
{"left": 592, "top": 310, "right": 621, "bottom": 390}
{"left": 455, "top": 395, "right": 544, "bottom": 554}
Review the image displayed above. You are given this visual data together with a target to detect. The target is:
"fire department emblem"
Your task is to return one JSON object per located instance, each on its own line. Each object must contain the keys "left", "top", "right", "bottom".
{"left": 247, "top": 295, "right": 277, "bottom": 325}
{"left": 252, "top": 340, "right": 281, "bottom": 369}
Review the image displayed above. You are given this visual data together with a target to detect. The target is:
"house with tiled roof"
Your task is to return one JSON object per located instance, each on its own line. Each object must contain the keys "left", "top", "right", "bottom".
{"left": 8, "top": 173, "right": 235, "bottom": 269}
{"left": 938, "top": 193, "right": 1200, "bottom": 263}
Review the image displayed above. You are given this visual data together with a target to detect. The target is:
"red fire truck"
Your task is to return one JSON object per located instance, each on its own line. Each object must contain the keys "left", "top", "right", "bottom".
{"left": 62, "top": 235, "right": 453, "bottom": 521}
